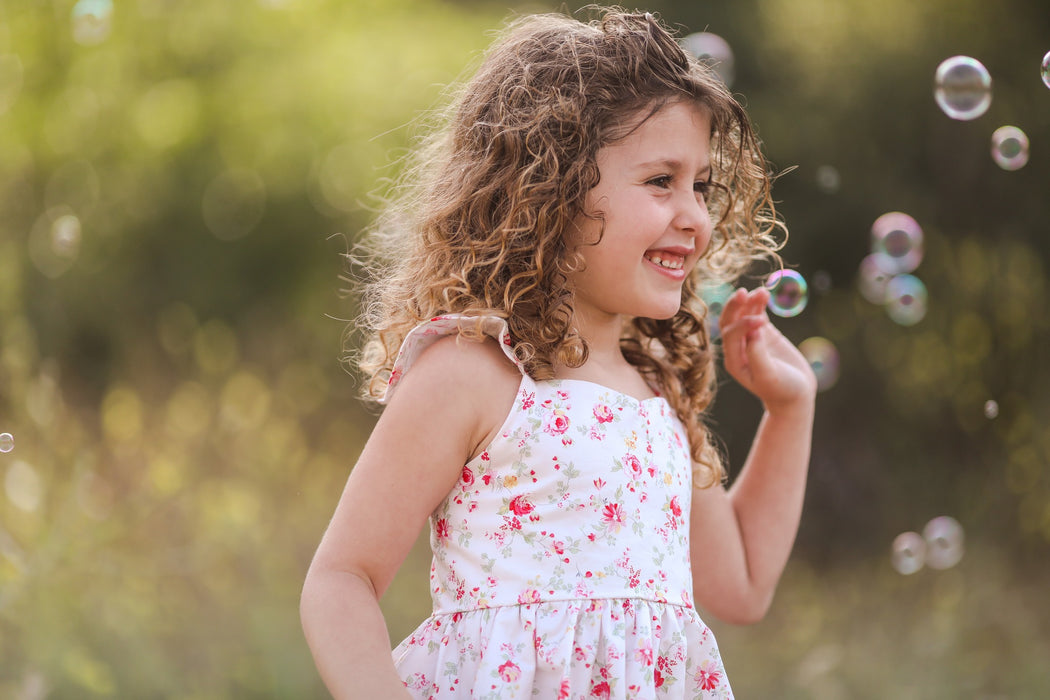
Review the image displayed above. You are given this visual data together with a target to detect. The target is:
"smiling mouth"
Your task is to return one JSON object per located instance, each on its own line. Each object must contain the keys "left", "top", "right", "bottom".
{"left": 644, "top": 252, "right": 686, "bottom": 270}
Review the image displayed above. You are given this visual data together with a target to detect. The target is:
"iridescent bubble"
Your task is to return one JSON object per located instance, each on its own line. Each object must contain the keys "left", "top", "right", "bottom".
{"left": 857, "top": 255, "right": 893, "bottom": 305}
{"left": 923, "top": 516, "right": 965, "bottom": 570}
{"left": 885, "top": 274, "right": 928, "bottom": 326}
{"left": 0, "top": 432, "right": 13, "bottom": 453}
{"left": 990, "top": 125, "right": 1029, "bottom": 171}
{"left": 1042, "top": 50, "right": 1050, "bottom": 89}
{"left": 681, "top": 32, "right": 735, "bottom": 86}
{"left": 983, "top": 399, "right": 999, "bottom": 419}
{"left": 765, "top": 270, "right": 808, "bottom": 318}
{"left": 700, "top": 282, "right": 734, "bottom": 338}
{"left": 72, "top": 0, "right": 114, "bottom": 46}
{"left": 891, "top": 531, "right": 926, "bottom": 575}
{"left": 799, "top": 337, "right": 839, "bottom": 392}
{"left": 934, "top": 56, "right": 992, "bottom": 121}
{"left": 871, "top": 211, "right": 923, "bottom": 275}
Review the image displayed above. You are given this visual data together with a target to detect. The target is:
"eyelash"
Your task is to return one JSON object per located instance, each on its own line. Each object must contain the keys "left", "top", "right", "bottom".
{"left": 647, "top": 175, "right": 712, "bottom": 196}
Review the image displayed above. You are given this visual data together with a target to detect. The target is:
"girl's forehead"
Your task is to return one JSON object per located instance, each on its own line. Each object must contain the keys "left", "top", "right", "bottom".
{"left": 603, "top": 102, "right": 712, "bottom": 156}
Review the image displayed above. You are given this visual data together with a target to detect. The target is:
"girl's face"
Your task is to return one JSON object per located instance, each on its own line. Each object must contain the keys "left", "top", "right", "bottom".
{"left": 569, "top": 100, "right": 713, "bottom": 324}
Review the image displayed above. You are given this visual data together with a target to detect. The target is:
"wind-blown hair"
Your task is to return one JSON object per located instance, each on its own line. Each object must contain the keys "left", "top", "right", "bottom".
{"left": 352, "top": 8, "right": 784, "bottom": 487}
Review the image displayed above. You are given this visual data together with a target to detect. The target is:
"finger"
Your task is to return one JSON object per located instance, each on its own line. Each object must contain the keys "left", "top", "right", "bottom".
{"left": 716, "top": 287, "right": 748, "bottom": 328}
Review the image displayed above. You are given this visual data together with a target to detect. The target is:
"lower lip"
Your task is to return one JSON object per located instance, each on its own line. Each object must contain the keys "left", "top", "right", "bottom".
{"left": 645, "top": 257, "right": 687, "bottom": 280}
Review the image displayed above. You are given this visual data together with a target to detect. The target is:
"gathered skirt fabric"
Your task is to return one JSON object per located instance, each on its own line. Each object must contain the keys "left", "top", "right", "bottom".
{"left": 394, "top": 598, "right": 731, "bottom": 699}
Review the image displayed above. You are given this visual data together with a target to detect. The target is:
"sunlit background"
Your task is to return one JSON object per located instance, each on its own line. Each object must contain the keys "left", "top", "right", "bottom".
{"left": 1, "top": 0, "right": 1048, "bottom": 697}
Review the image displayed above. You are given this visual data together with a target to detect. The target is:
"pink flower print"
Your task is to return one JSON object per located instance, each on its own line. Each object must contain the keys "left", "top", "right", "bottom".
{"left": 593, "top": 403, "right": 614, "bottom": 423}
{"left": 654, "top": 669, "right": 665, "bottom": 688}
{"left": 517, "top": 589, "right": 542, "bottom": 604}
{"left": 435, "top": 518, "right": 450, "bottom": 540}
{"left": 634, "top": 638, "right": 654, "bottom": 666}
{"left": 623, "top": 453, "right": 642, "bottom": 478}
{"left": 590, "top": 680, "right": 611, "bottom": 699}
{"left": 558, "top": 679, "right": 571, "bottom": 700}
{"left": 544, "top": 409, "right": 570, "bottom": 436}
{"left": 670, "top": 495, "right": 682, "bottom": 518}
{"left": 509, "top": 494, "right": 534, "bottom": 516}
{"left": 498, "top": 660, "right": 521, "bottom": 682}
{"left": 602, "top": 503, "right": 626, "bottom": 532}
{"left": 589, "top": 425, "right": 606, "bottom": 441}
{"left": 556, "top": 390, "right": 569, "bottom": 400}
{"left": 388, "top": 367, "right": 403, "bottom": 387}
{"left": 695, "top": 660, "right": 722, "bottom": 691}
{"left": 521, "top": 391, "right": 535, "bottom": 410}
{"left": 461, "top": 465, "right": 474, "bottom": 487}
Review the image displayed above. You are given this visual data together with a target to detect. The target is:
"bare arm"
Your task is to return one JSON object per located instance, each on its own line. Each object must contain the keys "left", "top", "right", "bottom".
{"left": 300, "top": 337, "right": 521, "bottom": 698}
{"left": 689, "top": 287, "right": 817, "bottom": 624}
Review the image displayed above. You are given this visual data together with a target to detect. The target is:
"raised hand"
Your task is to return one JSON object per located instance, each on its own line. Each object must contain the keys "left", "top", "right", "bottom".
{"left": 717, "top": 286, "right": 817, "bottom": 414}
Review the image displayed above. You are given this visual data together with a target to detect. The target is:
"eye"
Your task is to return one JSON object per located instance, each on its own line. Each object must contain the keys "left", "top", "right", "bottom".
{"left": 694, "top": 180, "right": 712, "bottom": 197}
{"left": 645, "top": 175, "right": 673, "bottom": 189}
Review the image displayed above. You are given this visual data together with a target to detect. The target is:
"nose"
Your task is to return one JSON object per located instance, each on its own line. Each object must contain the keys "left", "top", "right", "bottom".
{"left": 673, "top": 188, "right": 711, "bottom": 238}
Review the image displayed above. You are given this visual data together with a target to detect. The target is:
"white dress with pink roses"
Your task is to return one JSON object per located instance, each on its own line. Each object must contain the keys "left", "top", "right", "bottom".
{"left": 383, "top": 315, "right": 732, "bottom": 700}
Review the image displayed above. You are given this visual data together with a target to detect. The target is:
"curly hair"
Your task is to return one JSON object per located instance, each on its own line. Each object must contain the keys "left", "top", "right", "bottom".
{"left": 351, "top": 8, "right": 784, "bottom": 487}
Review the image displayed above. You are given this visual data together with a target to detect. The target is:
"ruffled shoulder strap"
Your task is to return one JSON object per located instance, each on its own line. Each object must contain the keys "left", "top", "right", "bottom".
{"left": 379, "top": 314, "right": 526, "bottom": 404}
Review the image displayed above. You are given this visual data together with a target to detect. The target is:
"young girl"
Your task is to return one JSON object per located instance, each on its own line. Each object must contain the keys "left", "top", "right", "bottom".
{"left": 301, "top": 9, "right": 816, "bottom": 699}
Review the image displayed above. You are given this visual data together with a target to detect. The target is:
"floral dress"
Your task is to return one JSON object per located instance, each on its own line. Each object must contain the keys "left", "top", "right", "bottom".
{"left": 382, "top": 315, "right": 732, "bottom": 700}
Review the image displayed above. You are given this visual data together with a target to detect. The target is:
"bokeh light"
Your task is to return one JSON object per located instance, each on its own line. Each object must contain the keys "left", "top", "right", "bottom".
{"left": 934, "top": 55, "right": 992, "bottom": 120}
{"left": 923, "top": 516, "right": 965, "bottom": 570}
{"left": 4, "top": 460, "right": 42, "bottom": 512}
{"left": 870, "top": 212, "right": 923, "bottom": 275}
{"left": 765, "top": 269, "right": 808, "bottom": 318}
{"left": 990, "top": 125, "right": 1030, "bottom": 171}
{"left": 680, "top": 32, "right": 735, "bottom": 86}
{"left": 71, "top": 0, "right": 114, "bottom": 46}
{"left": 983, "top": 400, "right": 999, "bottom": 419}
{"left": 885, "top": 274, "right": 928, "bottom": 326}
{"left": 891, "top": 531, "right": 926, "bottom": 575}
{"left": 799, "top": 337, "right": 839, "bottom": 391}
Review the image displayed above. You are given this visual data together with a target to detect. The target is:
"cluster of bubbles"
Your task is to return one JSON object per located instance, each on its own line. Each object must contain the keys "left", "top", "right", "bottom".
{"left": 891, "top": 516, "right": 966, "bottom": 575}
{"left": 858, "top": 212, "right": 928, "bottom": 326}
{"left": 934, "top": 54, "right": 1041, "bottom": 171}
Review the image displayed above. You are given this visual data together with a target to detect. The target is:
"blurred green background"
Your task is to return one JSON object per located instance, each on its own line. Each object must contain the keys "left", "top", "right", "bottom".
{"left": 1, "top": 0, "right": 1048, "bottom": 697}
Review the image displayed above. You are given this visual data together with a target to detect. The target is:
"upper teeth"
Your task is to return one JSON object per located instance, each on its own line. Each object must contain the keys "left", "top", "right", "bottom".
{"left": 646, "top": 254, "right": 684, "bottom": 270}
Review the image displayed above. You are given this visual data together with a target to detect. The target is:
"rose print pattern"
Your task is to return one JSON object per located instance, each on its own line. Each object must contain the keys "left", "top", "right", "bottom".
{"left": 387, "top": 316, "right": 732, "bottom": 698}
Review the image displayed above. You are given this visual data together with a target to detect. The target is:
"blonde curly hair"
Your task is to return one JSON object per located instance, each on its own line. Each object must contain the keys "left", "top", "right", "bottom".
{"left": 351, "top": 8, "right": 784, "bottom": 487}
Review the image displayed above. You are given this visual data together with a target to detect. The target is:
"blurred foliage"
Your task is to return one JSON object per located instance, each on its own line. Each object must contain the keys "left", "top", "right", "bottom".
{"left": 0, "top": 0, "right": 1048, "bottom": 697}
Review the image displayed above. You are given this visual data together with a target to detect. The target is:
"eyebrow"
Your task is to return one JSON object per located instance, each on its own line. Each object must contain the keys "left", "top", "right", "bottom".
{"left": 635, "top": 158, "right": 712, "bottom": 177}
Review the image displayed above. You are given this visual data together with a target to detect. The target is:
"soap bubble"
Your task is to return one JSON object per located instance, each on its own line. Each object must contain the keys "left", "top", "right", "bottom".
{"left": 700, "top": 282, "right": 735, "bottom": 338}
{"left": 764, "top": 270, "right": 808, "bottom": 318}
{"left": 815, "top": 165, "right": 841, "bottom": 194}
{"left": 0, "top": 432, "right": 13, "bottom": 453}
{"left": 799, "top": 337, "right": 839, "bottom": 391}
{"left": 923, "top": 516, "right": 965, "bottom": 570}
{"left": 681, "top": 32, "right": 735, "bottom": 86}
{"left": 934, "top": 56, "right": 992, "bottom": 120}
{"left": 891, "top": 531, "right": 926, "bottom": 575}
{"left": 983, "top": 400, "right": 999, "bottom": 419}
{"left": 990, "top": 126, "right": 1029, "bottom": 171}
{"left": 885, "top": 274, "right": 927, "bottom": 326}
{"left": 857, "top": 255, "right": 893, "bottom": 305}
{"left": 72, "top": 0, "right": 114, "bottom": 46}
{"left": 1042, "top": 50, "right": 1050, "bottom": 89}
{"left": 871, "top": 212, "right": 923, "bottom": 275}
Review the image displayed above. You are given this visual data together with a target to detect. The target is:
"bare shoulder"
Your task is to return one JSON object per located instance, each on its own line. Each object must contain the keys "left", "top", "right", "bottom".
{"left": 384, "top": 332, "right": 522, "bottom": 458}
